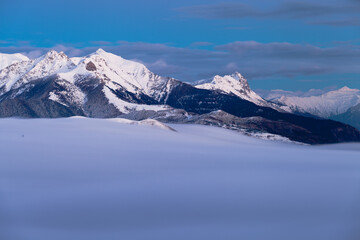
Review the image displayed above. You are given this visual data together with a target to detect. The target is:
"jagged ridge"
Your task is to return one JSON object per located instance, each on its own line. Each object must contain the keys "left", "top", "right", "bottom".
{"left": 0, "top": 49, "right": 359, "bottom": 144}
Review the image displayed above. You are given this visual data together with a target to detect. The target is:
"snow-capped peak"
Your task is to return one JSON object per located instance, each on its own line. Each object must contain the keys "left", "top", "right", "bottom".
{"left": 60, "top": 48, "right": 151, "bottom": 87}
{"left": 194, "top": 72, "right": 282, "bottom": 110}
{"left": 230, "top": 72, "right": 246, "bottom": 81}
{"left": 26, "top": 50, "right": 75, "bottom": 77}
{"left": 0, "top": 53, "right": 29, "bottom": 70}
{"left": 90, "top": 48, "right": 126, "bottom": 63}
{"left": 1, "top": 49, "right": 172, "bottom": 101}
{"left": 37, "top": 50, "right": 72, "bottom": 64}
{"left": 194, "top": 72, "right": 290, "bottom": 112}
{"left": 59, "top": 49, "right": 171, "bottom": 98}
{"left": 195, "top": 72, "right": 251, "bottom": 96}
{"left": 338, "top": 86, "right": 353, "bottom": 92}
{"left": 95, "top": 48, "right": 107, "bottom": 54}
{"left": 0, "top": 50, "right": 75, "bottom": 92}
{"left": 45, "top": 49, "right": 59, "bottom": 57}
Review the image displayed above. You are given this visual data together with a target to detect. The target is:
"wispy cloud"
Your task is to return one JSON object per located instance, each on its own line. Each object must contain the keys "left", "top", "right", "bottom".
{"left": 178, "top": 3, "right": 259, "bottom": 19}
{"left": 177, "top": 1, "right": 360, "bottom": 26}
{"left": 90, "top": 41, "right": 113, "bottom": 45}
{"left": 0, "top": 40, "right": 10, "bottom": 44}
{"left": 309, "top": 18, "right": 360, "bottom": 26}
{"left": 0, "top": 41, "right": 359, "bottom": 83}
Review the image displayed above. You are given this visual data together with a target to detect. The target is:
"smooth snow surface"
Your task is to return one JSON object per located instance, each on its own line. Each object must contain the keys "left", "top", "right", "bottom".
{"left": 0, "top": 118, "right": 360, "bottom": 240}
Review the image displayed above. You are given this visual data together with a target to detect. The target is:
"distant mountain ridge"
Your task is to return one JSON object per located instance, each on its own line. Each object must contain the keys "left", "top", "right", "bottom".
{"left": 256, "top": 86, "right": 360, "bottom": 131}
{"left": 332, "top": 103, "right": 360, "bottom": 130}
{"left": 271, "top": 87, "right": 360, "bottom": 118}
{"left": 0, "top": 49, "right": 359, "bottom": 144}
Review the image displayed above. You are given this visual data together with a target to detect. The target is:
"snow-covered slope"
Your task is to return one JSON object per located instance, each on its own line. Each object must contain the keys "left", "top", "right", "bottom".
{"left": 276, "top": 87, "right": 360, "bottom": 118}
{"left": 60, "top": 49, "right": 173, "bottom": 113}
{"left": 0, "top": 53, "right": 29, "bottom": 70}
{"left": 0, "top": 50, "right": 75, "bottom": 92}
{"left": 63, "top": 49, "right": 175, "bottom": 101}
{"left": 195, "top": 72, "right": 286, "bottom": 111}
{"left": 102, "top": 86, "right": 169, "bottom": 113}
{"left": 0, "top": 49, "right": 174, "bottom": 114}
{"left": 195, "top": 72, "right": 265, "bottom": 104}
{"left": 1, "top": 117, "right": 360, "bottom": 240}
{"left": 0, "top": 48, "right": 170, "bottom": 96}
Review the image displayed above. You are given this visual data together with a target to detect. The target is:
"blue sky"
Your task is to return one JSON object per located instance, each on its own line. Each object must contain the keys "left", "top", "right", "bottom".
{"left": 0, "top": 0, "right": 359, "bottom": 91}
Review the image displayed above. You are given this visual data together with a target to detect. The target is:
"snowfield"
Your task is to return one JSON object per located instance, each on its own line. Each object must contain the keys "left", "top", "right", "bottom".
{"left": 0, "top": 118, "right": 360, "bottom": 240}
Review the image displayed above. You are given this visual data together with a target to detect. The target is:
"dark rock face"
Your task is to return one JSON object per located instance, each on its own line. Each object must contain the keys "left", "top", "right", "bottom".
{"left": 73, "top": 76, "right": 121, "bottom": 118}
{"left": 0, "top": 98, "right": 79, "bottom": 118}
{"left": 162, "top": 83, "right": 360, "bottom": 144}
{"left": 109, "top": 83, "right": 158, "bottom": 105}
{"left": 83, "top": 84, "right": 121, "bottom": 118}
{"left": 0, "top": 77, "right": 84, "bottom": 118}
{"left": 86, "top": 61, "right": 97, "bottom": 71}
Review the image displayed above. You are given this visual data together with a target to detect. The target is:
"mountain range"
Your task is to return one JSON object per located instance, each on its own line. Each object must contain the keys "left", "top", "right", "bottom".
{"left": 0, "top": 49, "right": 359, "bottom": 145}
{"left": 271, "top": 87, "right": 360, "bottom": 118}
{"left": 260, "top": 87, "right": 360, "bottom": 130}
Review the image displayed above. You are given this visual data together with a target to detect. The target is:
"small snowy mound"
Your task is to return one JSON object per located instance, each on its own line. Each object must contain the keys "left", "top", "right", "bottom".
{"left": 136, "top": 119, "right": 176, "bottom": 131}
{"left": 108, "top": 118, "right": 176, "bottom": 131}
